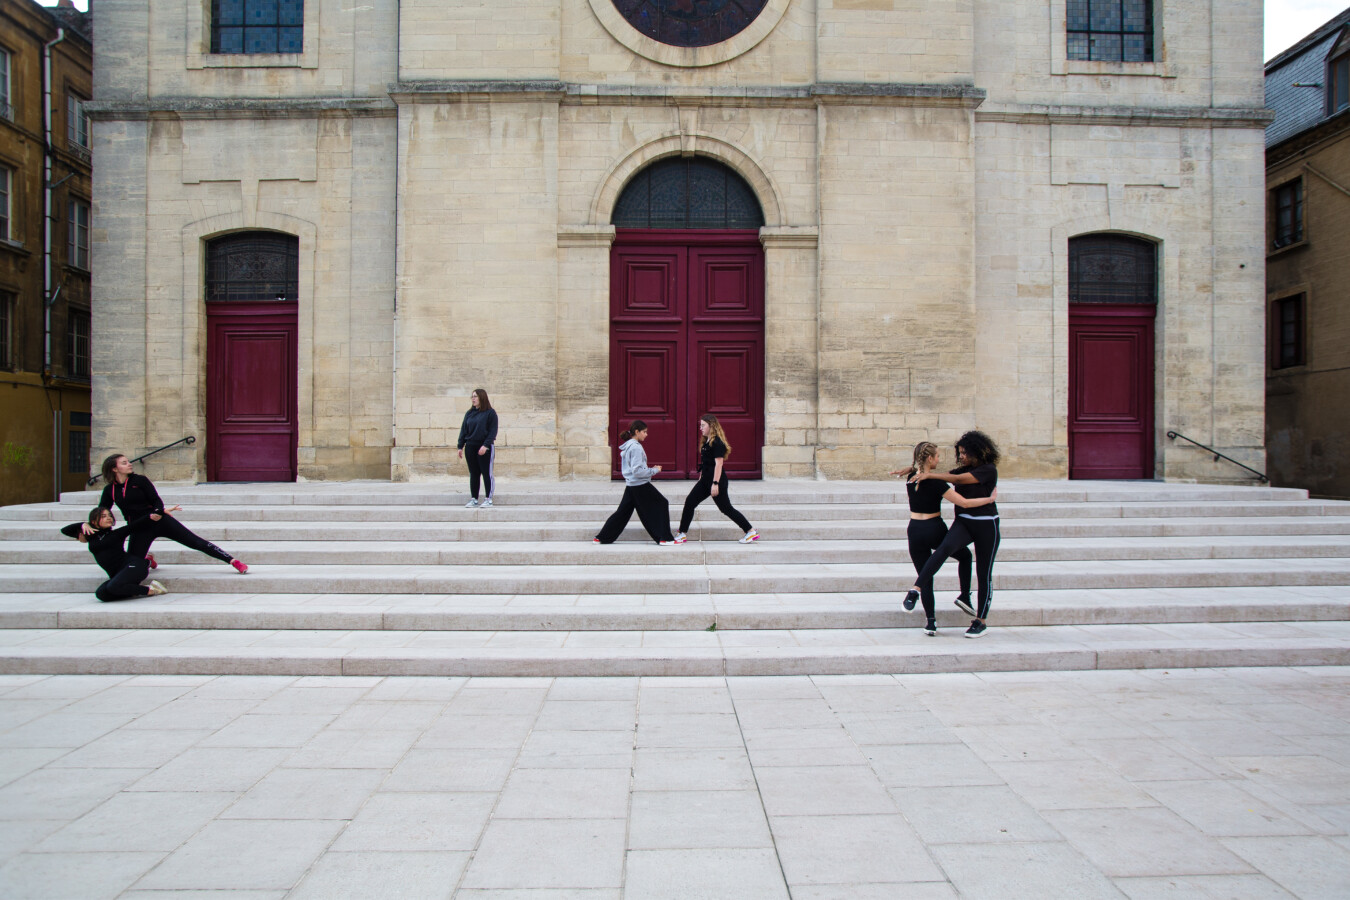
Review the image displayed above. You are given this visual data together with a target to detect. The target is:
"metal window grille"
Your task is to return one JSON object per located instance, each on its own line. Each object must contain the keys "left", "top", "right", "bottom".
{"left": 1275, "top": 295, "right": 1306, "bottom": 369}
{"left": 206, "top": 232, "right": 299, "bottom": 302}
{"left": 1068, "top": 234, "right": 1158, "bottom": 304}
{"left": 612, "top": 156, "right": 764, "bottom": 229}
{"left": 1067, "top": 0, "right": 1153, "bottom": 62}
{"left": 67, "top": 309, "right": 90, "bottom": 378}
{"left": 67, "top": 200, "right": 90, "bottom": 269}
{"left": 211, "top": 0, "right": 304, "bottom": 54}
{"left": 1273, "top": 180, "right": 1303, "bottom": 249}
{"left": 0, "top": 292, "right": 10, "bottom": 369}
{"left": 68, "top": 429, "right": 88, "bottom": 474}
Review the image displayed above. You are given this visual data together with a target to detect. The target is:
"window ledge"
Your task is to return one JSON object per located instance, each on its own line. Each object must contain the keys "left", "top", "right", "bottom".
{"left": 63, "top": 263, "right": 91, "bottom": 276}
{"left": 197, "top": 52, "right": 307, "bottom": 69}
{"left": 1268, "top": 239, "right": 1308, "bottom": 259}
{"left": 0, "top": 238, "right": 29, "bottom": 256}
{"left": 1063, "top": 59, "right": 1172, "bottom": 78}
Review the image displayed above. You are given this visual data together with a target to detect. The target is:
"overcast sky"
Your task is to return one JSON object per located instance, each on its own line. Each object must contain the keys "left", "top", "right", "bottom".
{"left": 36, "top": 1, "right": 1350, "bottom": 66}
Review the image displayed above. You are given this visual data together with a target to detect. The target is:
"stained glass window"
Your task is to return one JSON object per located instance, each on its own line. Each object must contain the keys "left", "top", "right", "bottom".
{"left": 1067, "top": 0, "right": 1153, "bottom": 62}
{"left": 611, "top": 0, "right": 768, "bottom": 48}
{"left": 211, "top": 0, "right": 303, "bottom": 55}
{"left": 613, "top": 157, "right": 764, "bottom": 229}
{"left": 1068, "top": 235, "right": 1157, "bottom": 304}
{"left": 206, "top": 233, "right": 299, "bottom": 302}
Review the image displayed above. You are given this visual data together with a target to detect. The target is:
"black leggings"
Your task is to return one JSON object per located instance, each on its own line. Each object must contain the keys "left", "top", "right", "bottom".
{"left": 678, "top": 475, "right": 752, "bottom": 535}
{"left": 906, "top": 517, "right": 972, "bottom": 619}
{"left": 96, "top": 559, "right": 151, "bottom": 602}
{"left": 596, "top": 483, "right": 674, "bottom": 544}
{"left": 127, "top": 516, "right": 233, "bottom": 564}
{"left": 914, "top": 516, "right": 1001, "bottom": 620}
{"left": 465, "top": 443, "right": 495, "bottom": 500}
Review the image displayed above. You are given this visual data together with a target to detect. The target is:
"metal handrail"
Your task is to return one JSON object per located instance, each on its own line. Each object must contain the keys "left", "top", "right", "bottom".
{"left": 1166, "top": 431, "right": 1268, "bottom": 483}
{"left": 86, "top": 436, "right": 196, "bottom": 486}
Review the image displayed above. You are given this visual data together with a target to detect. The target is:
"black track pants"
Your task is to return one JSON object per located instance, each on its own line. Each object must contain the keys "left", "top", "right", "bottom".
{"left": 678, "top": 475, "right": 752, "bottom": 535}
{"left": 127, "top": 516, "right": 233, "bottom": 564}
{"left": 906, "top": 518, "right": 972, "bottom": 618}
{"left": 913, "top": 516, "right": 1001, "bottom": 620}
{"left": 95, "top": 558, "right": 151, "bottom": 602}
{"left": 596, "top": 483, "right": 674, "bottom": 544}
{"left": 464, "top": 443, "right": 495, "bottom": 500}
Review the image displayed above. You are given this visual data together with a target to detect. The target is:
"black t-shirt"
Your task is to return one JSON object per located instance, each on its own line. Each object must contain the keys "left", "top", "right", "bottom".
{"left": 953, "top": 463, "right": 998, "bottom": 518}
{"left": 99, "top": 474, "right": 165, "bottom": 522}
{"left": 699, "top": 437, "right": 728, "bottom": 480}
{"left": 906, "top": 478, "right": 947, "bottom": 515}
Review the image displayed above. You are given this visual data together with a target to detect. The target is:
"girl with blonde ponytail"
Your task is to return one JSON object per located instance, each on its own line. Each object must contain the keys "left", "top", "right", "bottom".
{"left": 674, "top": 414, "right": 759, "bottom": 544}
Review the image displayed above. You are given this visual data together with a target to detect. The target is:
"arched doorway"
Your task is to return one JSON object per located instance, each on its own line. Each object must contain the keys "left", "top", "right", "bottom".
{"left": 1068, "top": 234, "right": 1158, "bottom": 479}
{"left": 610, "top": 156, "right": 765, "bottom": 478}
{"left": 205, "top": 232, "right": 299, "bottom": 482}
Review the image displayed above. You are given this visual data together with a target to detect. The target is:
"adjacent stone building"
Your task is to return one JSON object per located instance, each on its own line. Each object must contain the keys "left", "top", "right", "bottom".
{"left": 89, "top": 1, "right": 1270, "bottom": 485}
{"left": 0, "top": 0, "right": 91, "bottom": 505}
{"left": 1265, "top": 9, "right": 1350, "bottom": 500}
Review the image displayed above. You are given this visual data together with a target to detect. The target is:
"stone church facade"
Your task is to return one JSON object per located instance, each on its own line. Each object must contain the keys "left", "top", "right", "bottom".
{"left": 90, "top": 1, "right": 1270, "bottom": 484}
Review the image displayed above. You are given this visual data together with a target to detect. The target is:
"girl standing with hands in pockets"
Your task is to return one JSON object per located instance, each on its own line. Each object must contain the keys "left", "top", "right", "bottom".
{"left": 594, "top": 421, "right": 676, "bottom": 545}
{"left": 674, "top": 414, "right": 759, "bottom": 544}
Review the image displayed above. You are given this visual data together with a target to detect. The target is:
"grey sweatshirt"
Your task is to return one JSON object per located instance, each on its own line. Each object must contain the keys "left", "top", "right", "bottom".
{"left": 619, "top": 439, "right": 660, "bottom": 486}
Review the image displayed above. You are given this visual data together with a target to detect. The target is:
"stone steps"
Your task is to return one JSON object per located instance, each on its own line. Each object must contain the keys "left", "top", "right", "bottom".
{"left": 0, "top": 620, "right": 1346, "bottom": 677}
{"left": 1, "top": 479, "right": 1347, "bottom": 676}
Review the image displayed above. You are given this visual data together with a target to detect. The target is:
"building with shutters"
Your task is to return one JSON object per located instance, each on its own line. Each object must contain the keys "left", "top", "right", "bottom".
{"left": 0, "top": 0, "right": 91, "bottom": 505}
{"left": 88, "top": 1, "right": 1269, "bottom": 485}
{"left": 1264, "top": 9, "right": 1350, "bottom": 499}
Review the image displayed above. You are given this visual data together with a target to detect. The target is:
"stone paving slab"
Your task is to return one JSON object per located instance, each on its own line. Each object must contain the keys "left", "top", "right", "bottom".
{"left": 0, "top": 668, "right": 1347, "bottom": 897}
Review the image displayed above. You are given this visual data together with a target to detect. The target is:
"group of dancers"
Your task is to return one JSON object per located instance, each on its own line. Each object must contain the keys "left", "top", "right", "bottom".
{"left": 62, "top": 386, "right": 1003, "bottom": 637}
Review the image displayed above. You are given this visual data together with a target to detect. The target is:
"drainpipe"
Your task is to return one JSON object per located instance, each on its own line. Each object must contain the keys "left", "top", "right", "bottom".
{"left": 43, "top": 27, "right": 66, "bottom": 500}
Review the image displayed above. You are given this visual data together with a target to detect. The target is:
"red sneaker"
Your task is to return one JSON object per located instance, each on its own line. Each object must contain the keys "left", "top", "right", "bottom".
{"left": 231, "top": 559, "right": 249, "bottom": 574}
{"left": 146, "top": 553, "right": 158, "bottom": 570}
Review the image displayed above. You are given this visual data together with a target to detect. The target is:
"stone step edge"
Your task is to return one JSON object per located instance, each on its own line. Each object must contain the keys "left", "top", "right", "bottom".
{"left": 2, "top": 598, "right": 1346, "bottom": 631}
{"left": 0, "top": 635, "right": 1345, "bottom": 677}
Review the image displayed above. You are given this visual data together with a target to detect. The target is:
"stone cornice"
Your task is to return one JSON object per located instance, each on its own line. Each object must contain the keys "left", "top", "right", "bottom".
{"left": 976, "top": 103, "right": 1275, "bottom": 129}
{"left": 85, "top": 97, "right": 397, "bottom": 121}
{"left": 390, "top": 81, "right": 986, "bottom": 108}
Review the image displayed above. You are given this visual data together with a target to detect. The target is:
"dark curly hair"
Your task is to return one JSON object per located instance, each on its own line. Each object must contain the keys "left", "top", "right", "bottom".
{"left": 955, "top": 430, "right": 1000, "bottom": 468}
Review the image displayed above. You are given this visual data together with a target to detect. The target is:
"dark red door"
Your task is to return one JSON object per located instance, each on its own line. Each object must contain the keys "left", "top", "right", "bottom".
{"left": 207, "top": 302, "right": 298, "bottom": 481}
{"left": 611, "top": 230, "right": 764, "bottom": 479}
{"left": 1069, "top": 304, "right": 1155, "bottom": 479}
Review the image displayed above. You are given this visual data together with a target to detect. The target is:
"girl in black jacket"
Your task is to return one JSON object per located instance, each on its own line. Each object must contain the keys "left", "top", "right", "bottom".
{"left": 457, "top": 388, "right": 499, "bottom": 508}
{"left": 62, "top": 507, "right": 167, "bottom": 602}
{"left": 96, "top": 454, "right": 247, "bottom": 573}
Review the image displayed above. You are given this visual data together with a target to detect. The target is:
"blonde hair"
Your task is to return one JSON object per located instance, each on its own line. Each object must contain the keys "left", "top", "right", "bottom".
{"left": 911, "top": 441, "right": 939, "bottom": 472}
{"left": 700, "top": 414, "right": 732, "bottom": 460}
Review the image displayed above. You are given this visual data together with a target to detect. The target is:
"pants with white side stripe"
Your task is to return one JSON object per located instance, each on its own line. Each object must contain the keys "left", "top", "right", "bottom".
{"left": 913, "top": 516, "right": 1000, "bottom": 620}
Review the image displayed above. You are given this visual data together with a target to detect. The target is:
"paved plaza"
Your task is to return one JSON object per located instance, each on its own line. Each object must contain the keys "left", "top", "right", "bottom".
{"left": 1, "top": 667, "right": 1348, "bottom": 898}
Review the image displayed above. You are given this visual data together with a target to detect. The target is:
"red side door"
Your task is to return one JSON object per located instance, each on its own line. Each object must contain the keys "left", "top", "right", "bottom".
{"left": 1068, "top": 303, "right": 1155, "bottom": 479}
{"left": 611, "top": 230, "right": 764, "bottom": 479}
{"left": 207, "top": 302, "right": 298, "bottom": 482}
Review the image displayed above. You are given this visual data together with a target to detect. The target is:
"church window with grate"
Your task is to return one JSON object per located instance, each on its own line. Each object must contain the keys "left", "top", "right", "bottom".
{"left": 1067, "top": 0, "right": 1154, "bottom": 62}
{"left": 1069, "top": 234, "right": 1158, "bottom": 304}
{"left": 610, "top": 0, "right": 768, "bottom": 48}
{"left": 211, "top": 0, "right": 303, "bottom": 54}
{"left": 206, "top": 233, "right": 299, "bottom": 302}
{"left": 613, "top": 157, "right": 764, "bottom": 230}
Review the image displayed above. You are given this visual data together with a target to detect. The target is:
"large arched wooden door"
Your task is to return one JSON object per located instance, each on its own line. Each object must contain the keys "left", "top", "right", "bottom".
{"left": 1068, "top": 234, "right": 1158, "bottom": 479}
{"left": 609, "top": 157, "right": 765, "bottom": 479}
{"left": 205, "top": 233, "right": 299, "bottom": 482}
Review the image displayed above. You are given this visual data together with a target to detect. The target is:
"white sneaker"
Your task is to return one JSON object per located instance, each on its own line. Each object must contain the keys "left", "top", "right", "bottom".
{"left": 738, "top": 530, "right": 760, "bottom": 543}
{"left": 673, "top": 532, "right": 687, "bottom": 544}
{"left": 481, "top": 498, "right": 493, "bottom": 508}
{"left": 147, "top": 580, "right": 168, "bottom": 596}
{"left": 465, "top": 499, "right": 479, "bottom": 508}
{"left": 658, "top": 540, "right": 676, "bottom": 546}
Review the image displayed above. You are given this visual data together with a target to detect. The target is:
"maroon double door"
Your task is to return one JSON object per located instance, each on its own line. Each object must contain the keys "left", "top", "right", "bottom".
{"left": 1068, "top": 303, "right": 1155, "bottom": 479}
{"left": 206, "top": 302, "right": 299, "bottom": 481}
{"left": 610, "top": 230, "right": 764, "bottom": 479}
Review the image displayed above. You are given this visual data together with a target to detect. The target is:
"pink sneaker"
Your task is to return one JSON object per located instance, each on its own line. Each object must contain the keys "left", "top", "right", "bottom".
{"left": 146, "top": 553, "right": 158, "bottom": 570}
{"left": 231, "top": 559, "right": 249, "bottom": 574}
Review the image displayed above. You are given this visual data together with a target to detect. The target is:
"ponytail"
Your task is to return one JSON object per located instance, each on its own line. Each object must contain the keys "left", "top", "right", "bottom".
{"left": 619, "top": 420, "right": 647, "bottom": 443}
{"left": 911, "top": 441, "right": 938, "bottom": 472}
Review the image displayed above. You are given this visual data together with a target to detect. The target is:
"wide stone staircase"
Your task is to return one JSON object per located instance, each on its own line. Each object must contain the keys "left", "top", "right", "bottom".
{"left": 0, "top": 480, "right": 1347, "bottom": 676}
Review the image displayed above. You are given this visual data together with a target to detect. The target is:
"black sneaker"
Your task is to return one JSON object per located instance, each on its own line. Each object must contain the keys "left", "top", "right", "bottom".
{"left": 964, "top": 620, "right": 987, "bottom": 639}
{"left": 903, "top": 589, "right": 920, "bottom": 612}
{"left": 923, "top": 618, "right": 937, "bottom": 636}
{"left": 954, "top": 595, "right": 976, "bottom": 617}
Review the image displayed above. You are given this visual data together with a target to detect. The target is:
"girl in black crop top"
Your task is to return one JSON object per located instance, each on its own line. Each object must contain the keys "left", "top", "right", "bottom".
{"left": 903, "top": 430, "right": 1003, "bottom": 638}
{"left": 891, "top": 442, "right": 995, "bottom": 632}
{"left": 96, "top": 453, "right": 248, "bottom": 574}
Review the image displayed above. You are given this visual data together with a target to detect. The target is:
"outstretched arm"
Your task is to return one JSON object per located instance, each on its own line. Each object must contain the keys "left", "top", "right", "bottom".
{"left": 945, "top": 487, "right": 997, "bottom": 508}
{"left": 912, "top": 470, "right": 979, "bottom": 485}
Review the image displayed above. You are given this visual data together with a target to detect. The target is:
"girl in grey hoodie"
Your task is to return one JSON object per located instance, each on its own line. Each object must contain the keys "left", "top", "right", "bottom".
{"left": 594, "top": 420, "right": 676, "bottom": 545}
